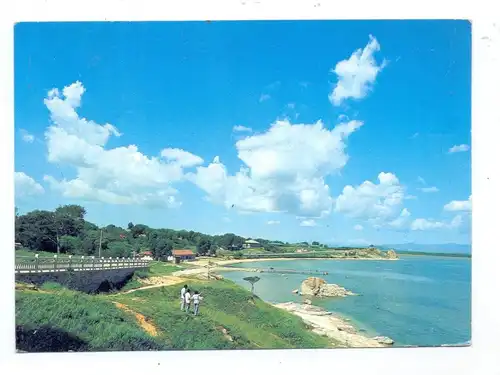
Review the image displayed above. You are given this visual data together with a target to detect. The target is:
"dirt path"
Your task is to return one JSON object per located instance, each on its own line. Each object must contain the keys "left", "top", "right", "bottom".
{"left": 113, "top": 302, "right": 158, "bottom": 336}
{"left": 121, "top": 275, "right": 186, "bottom": 294}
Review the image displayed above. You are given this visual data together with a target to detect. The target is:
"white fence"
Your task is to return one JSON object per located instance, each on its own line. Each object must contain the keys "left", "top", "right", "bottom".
{"left": 15, "top": 255, "right": 150, "bottom": 274}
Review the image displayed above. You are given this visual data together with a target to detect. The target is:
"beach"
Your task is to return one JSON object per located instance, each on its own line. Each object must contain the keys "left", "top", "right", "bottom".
{"left": 274, "top": 302, "right": 392, "bottom": 348}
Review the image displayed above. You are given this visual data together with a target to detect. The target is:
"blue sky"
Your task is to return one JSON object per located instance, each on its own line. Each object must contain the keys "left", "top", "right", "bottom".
{"left": 14, "top": 20, "right": 471, "bottom": 246}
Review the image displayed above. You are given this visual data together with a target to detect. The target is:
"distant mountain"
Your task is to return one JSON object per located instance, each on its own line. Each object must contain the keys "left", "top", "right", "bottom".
{"left": 379, "top": 243, "right": 471, "bottom": 254}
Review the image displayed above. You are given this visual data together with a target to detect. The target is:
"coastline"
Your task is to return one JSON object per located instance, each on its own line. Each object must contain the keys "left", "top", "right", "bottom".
{"left": 273, "top": 301, "right": 393, "bottom": 348}
{"left": 191, "top": 256, "right": 399, "bottom": 268}
{"left": 174, "top": 259, "right": 395, "bottom": 348}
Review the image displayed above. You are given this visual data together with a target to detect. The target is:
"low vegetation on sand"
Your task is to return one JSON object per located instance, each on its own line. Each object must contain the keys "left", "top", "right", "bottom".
{"left": 16, "top": 278, "right": 335, "bottom": 352}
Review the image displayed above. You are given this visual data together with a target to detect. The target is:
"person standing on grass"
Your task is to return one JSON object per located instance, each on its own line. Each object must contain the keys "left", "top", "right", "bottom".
{"left": 180, "top": 284, "right": 188, "bottom": 311}
{"left": 184, "top": 288, "right": 192, "bottom": 313}
{"left": 192, "top": 291, "right": 203, "bottom": 316}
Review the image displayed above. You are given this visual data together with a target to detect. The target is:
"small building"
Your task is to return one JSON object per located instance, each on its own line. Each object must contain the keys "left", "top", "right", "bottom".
{"left": 172, "top": 249, "right": 196, "bottom": 264}
{"left": 296, "top": 248, "right": 309, "bottom": 253}
{"left": 15, "top": 242, "right": 22, "bottom": 250}
{"left": 243, "top": 239, "right": 261, "bottom": 249}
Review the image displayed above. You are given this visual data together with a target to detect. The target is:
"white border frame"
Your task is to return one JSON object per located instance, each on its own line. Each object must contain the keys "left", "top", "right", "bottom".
{"left": 1, "top": 1, "right": 499, "bottom": 374}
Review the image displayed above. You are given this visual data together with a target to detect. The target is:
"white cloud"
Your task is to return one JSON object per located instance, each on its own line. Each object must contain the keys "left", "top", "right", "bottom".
{"left": 418, "top": 186, "right": 439, "bottom": 193}
{"left": 267, "top": 220, "right": 280, "bottom": 225}
{"left": 190, "top": 118, "right": 363, "bottom": 218}
{"left": 417, "top": 176, "right": 426, "bottom": 185}
{"left": 300, "top": 219, "right": 317, "bottom": 227}
{"left": 354, "top": 224, "right": 364, "bottom": 231}
{"left": 223, "top": 217, "right": 232, "bottom": 223}
{"left": 411, "top": 218, "right": 446, "bottom": 231}
{"left": 286, "top": 103, "right": 296, "bottom": 109}
{"left": 160, "top": 148, "right": 204, "bottom": 167}
{"left": 387, "top": 208, "right": 412, "bottom": 229}
{"left": 410, "top": 214, "right": 464, "bottom": 231}
{"left": 42, "top": 81, "right": 201, "bottom": 208}
{"left": 44, "top": 175, "right": 180, "bottom": 208}
{"left": 20, "top": 129, "right": 35, "bottom": 143}
{"left": 233, "top": 125, "right": 253, "bottom": 133}
{"left": 448, "top": 144, "right": 470, "bottom": 153}
{"left": 444, "top": 196, "right": 472, "bottom": 212}
{"left": 259, "top": 94, "right": 271, "bottom": 102}
{"left": 405, "top": 195, "right": 418, "bottom": 200}
{"left": 410, "top": 132, "right": 419, "bottom": 139}
{"left": 329, "top": 35, "right": 387, "bottom": 106}
{"left": 335, "top": 172, "right": 405, "bottom": 223}
{"left": 15, "top": 172, "right": 44, "bottom": 197}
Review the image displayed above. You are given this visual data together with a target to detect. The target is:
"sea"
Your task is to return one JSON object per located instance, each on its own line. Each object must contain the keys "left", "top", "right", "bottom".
{"left": 219, "top": 255, "right": 471, "bottom": 347}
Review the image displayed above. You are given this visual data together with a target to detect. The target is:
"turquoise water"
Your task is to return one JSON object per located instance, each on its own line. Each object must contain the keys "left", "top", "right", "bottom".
{"left": 219, "top": 256, "right": 471, "bottom": 347}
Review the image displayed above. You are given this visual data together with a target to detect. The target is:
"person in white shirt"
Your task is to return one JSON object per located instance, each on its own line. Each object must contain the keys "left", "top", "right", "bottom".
{"left": 180, "top": 285, "right": 188, "bottom": 311}
{"left": 184, "top": 289, "right": 192, "bottom": 313}
{"left": 192, "top": 291, "right": 203, "bottom": 316}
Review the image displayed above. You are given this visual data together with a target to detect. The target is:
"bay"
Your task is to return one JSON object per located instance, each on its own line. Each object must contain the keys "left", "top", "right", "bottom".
{"left": 219, "top": 255, "right": 471, "bottom": 347}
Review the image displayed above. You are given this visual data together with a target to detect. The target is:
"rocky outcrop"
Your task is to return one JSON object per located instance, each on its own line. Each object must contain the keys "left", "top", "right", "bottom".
{"left": 386, "top": 249, "right": 399, "bottom": 259}
{"left": 274, "top": 302, "right": 393, "bottom": 348}
{"left": 300, "top": 277, "right": 355, "bottom": 298}
{"left": 373, "top": 336, "right": 394, "bottom": 345}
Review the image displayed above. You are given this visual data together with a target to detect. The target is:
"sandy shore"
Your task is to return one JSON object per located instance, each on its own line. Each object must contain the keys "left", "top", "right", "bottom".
{"left": 189, "top": 256, "right": 397, "bottom": 268}
{"left": 274, "top": 302, "right": 393, "bottom": 348}
{"left": 174, "top": 256, "right": 396, "bottom": 278}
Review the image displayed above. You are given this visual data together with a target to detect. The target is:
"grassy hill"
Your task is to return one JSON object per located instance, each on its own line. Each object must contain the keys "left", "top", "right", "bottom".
{"left": 16, "top": 277, "right": 335, "bottom": 352}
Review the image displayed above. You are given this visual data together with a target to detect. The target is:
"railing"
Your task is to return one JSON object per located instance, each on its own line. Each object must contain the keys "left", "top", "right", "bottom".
{"left": 15, "top": 255, "right": 150, "bottom": 274}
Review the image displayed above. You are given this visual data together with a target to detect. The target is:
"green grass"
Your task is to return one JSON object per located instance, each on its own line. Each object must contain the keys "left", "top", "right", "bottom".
{"left": 110, "top": 279, "right": 334, "bottom": 350}
{"left": 16, "top": 286, "right": 168, "bottom": 352}
{"left": 147, "top": 261, "right": 184, "bottom": 276}
{"left": 16, "top": 278, "right": 334, "bottom": 351}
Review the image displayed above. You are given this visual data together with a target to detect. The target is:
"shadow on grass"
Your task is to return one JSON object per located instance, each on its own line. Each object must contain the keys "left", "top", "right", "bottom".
{"left": 16, "top": 325, "right": 89, "bottom": 352}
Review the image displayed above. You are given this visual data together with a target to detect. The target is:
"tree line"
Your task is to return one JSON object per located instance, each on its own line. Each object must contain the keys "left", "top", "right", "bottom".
{"left": 15, "top": 205, "right": 270, "bottom": 259}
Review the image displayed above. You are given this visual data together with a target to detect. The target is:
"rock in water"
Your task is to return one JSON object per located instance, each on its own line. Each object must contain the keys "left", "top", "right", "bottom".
{"left": 300, "top": 277, "right": 326, "bottom": 296}
{"left": 386, "top": 249, "right": 399, "bottom": 259}
{"left": 292, "top": 289, "right": 299, "bottom": 294}
{"left": 303, "top": 299, "right": 312, "bottom": 305}
{"left": 300, "top": 277, "right": 355, "bottom": 297}
{"left": 373, "top": 336, "right": 394, "bottom": 345}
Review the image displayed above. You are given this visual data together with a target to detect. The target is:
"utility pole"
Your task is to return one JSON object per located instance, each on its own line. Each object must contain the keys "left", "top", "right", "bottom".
{"left": 98, "top": 228, "right": 103, "bottom": 258}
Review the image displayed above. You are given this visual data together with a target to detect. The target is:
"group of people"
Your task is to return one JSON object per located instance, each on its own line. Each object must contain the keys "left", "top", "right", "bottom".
{"left": 180, "top": 284, "right": 203, "bottom": 316}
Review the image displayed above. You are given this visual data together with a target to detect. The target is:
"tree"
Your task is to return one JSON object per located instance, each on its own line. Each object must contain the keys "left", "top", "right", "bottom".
{"left": 153, "top": 238, "right": 173, "bottom": 260}
{"left": 82, "top": 230, "right": 100, "bottom": 255}
{"left": 15, "top": 209, "right": 84, "bottom": 254}
{"left": 127, "top": 222, "right": 134, "bottom": 230}
{"left": 106, "top": 242, "right": 133, "bottom": 258}
{"left": 312, "top": 241, "right": 320, "bottom": 246}
{"left": 55, "top": 205, "right": 86, "bottom": 220}
{"left": 243, "top": 276, "right": 260, "bottom": 295}
{"left": 131, "top": 224, "right": 148, "bottom": 238}
{"left": 197, "top": 237, "right": 212, "bottom": 256}
{"left": 59, "top": 235, "right": 84, "bottom": 255}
